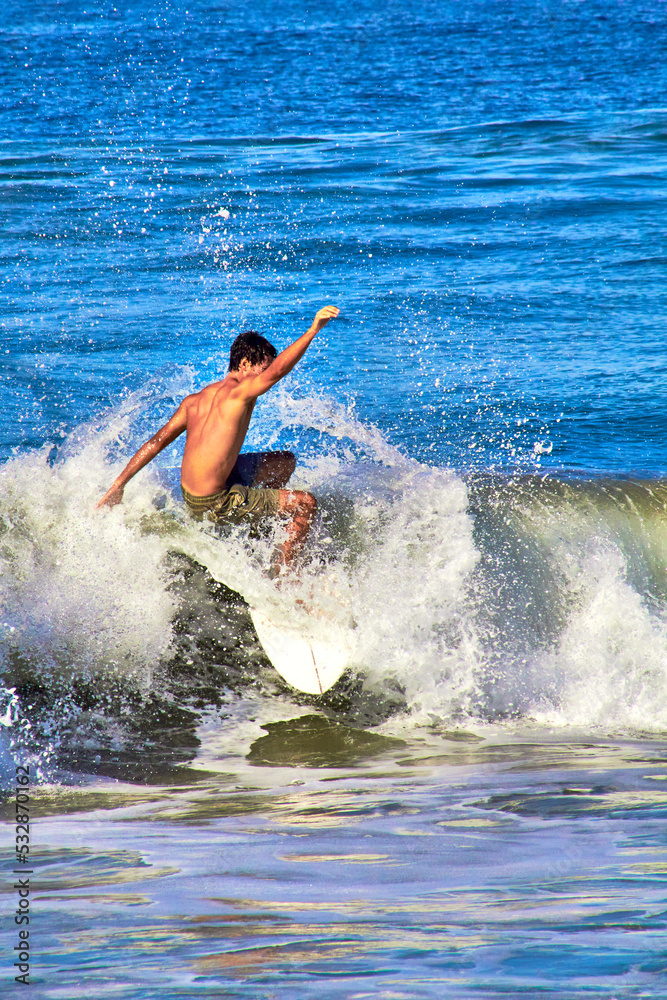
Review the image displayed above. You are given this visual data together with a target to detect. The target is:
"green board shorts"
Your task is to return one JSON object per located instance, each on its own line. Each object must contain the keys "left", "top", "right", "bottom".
{"left": 182, "top": 483, "right": 280, "bottom": 524}
{"left": 181, "top": 452, "right": 281, "bottom": 525}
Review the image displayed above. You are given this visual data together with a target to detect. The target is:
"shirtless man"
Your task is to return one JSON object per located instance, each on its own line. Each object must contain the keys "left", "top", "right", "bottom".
{"left": 97, "top": 305, "right": 340, "bottom": 569}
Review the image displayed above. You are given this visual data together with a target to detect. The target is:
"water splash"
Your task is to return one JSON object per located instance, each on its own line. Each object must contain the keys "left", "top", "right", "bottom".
{"left": 1, "top": 377, "right": 667, "bottom": 745}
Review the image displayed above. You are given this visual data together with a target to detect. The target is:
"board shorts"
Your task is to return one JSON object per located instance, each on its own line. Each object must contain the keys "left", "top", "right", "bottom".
{"left": 181, "top": 452, "right": 281, "bottom": 525}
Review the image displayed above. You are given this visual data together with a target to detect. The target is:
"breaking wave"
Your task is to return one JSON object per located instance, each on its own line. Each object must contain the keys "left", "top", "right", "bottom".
{"left": 2, "top": 367, "right": 667, "bottom": 774}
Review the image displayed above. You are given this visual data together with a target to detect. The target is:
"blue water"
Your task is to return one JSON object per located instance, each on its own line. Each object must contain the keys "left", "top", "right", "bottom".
{"left": 2, "top": 2, "right": 667, "bottom": 997}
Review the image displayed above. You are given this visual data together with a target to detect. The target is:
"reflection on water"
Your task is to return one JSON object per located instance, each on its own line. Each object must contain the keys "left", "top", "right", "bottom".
{"left": 1, "top": 723, "right": 665, "bottom": 997}
{"left": 247, "top": 714, "right": 406, "bottom": 767}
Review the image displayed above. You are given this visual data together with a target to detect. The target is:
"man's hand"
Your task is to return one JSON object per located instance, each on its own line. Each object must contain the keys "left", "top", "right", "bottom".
{"left": 312, "top": 305, "right": 340, "bottom": 331}
{"left": 96, "top": 483, "right": 124, "bottom": 509}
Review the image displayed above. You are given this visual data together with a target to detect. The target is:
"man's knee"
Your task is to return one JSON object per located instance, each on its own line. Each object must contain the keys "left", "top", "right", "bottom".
{"left": 280, "top": 489, "right": 316, "bottom": 520}
{"left": 300, "top": 490, "right": 317, "bottom": 520}
{"left": 279, "top": 451, "right": 297, "bottom": 477}
{"left": 294, "top": 490, "right": 317, "bottom": 519}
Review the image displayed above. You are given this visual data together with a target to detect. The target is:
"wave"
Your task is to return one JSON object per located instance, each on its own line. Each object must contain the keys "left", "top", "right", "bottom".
{"left": 1, "top": 373, "right": 667, "bottom": 772}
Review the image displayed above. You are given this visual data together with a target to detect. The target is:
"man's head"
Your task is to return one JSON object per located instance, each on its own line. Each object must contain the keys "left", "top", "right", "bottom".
{"left": 229, "top": 331, "right": 277, "bottom": 373}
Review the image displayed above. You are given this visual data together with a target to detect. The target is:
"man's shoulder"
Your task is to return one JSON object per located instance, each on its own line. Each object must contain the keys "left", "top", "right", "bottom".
{"left": 185, "top": 378, "right": 229, "bottom": 403}
{"left": 184, "top": 377, "right": 249, "bottom": 418}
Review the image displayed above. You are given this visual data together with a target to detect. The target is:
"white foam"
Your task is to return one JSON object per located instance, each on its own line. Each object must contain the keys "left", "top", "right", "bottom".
{"left": 0, "top": 446, "right": 175, "bottom": 685}
{"left": 531, "top": 538, "right": 667, "bottom": 730}
{"left": 0, "top": 371, "right": 199, "bottom": 685}
{"left": 347, "top": 466, "right": 481, "bottom": 718}
{"left": 2, "top": 376, "right": 667, "bottom": 735}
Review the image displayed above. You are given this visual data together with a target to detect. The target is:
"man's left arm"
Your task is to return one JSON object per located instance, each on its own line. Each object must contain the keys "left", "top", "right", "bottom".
{"left": 96, "top": 402, "right": 187, "bottom": 508}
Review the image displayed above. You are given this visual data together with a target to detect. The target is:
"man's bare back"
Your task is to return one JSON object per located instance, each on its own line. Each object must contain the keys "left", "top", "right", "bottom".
{"left": 179, "top": 364, "right": 267, "bottom": 496}
{"left": 97, "top": 305, "right": 339, "bottom": 568}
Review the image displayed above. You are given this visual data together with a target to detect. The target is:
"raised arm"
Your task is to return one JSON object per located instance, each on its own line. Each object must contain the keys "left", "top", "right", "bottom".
{"left": 96, "top": 402, "right": 188, "bottom": 508}
{"left": 237, "top": 305, "right": 339, "bottom": 400}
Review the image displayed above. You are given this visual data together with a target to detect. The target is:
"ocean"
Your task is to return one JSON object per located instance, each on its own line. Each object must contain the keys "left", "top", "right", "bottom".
{"left": 1, "top": 1, "right": 667, "bottom": 996}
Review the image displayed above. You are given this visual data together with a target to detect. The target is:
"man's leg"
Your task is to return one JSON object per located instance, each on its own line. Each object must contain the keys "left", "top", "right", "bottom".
{"left": 226, "top": 454, "right": 313, "bottom": 572}
{"left": 252, "top": 451, "right": 296, "bottom": 489}
{"left": 230, "top": 451, "right": 296, "bottom": 489}
{"left": 275, "top": 489, "right": 317, "bottom": 568}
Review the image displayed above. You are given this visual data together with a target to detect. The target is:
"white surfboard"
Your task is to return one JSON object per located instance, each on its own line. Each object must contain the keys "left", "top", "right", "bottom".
{"left": 249, "top": 606, "right": 352, "bottom": 695}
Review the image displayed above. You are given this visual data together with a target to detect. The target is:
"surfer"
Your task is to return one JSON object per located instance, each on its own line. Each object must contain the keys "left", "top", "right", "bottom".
{"left": 97, "top": 305, "right": 340, "bottom": 570}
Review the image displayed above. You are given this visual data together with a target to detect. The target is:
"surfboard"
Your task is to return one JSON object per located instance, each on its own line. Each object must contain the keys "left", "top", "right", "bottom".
{"left": 249, "top": 606, "right": 352, "bottom": 695}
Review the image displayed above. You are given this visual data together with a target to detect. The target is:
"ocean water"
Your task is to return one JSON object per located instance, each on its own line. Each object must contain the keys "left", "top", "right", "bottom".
{"left": 2, "top": 1, "right": 667, "bottom": 997}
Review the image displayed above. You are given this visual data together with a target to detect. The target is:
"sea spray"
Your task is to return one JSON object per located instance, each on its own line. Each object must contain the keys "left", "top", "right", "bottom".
{"left": 0, "top": 365, "right": 208, "bottom": 684}
{"left": 0, "top": 442, "right": 178, "bottom": 687}
{"left": 467, "top": 475, "right": 667, "bottom": 730}
{"left": 348, "top": 466, "right": 481, "bottom": 718}
{"left": 2, "top": 379, "right": 667, "bottom": 741}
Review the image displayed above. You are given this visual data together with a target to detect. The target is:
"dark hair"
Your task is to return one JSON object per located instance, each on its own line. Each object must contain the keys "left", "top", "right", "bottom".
{"left": 228, "top": 330, "right": 277, "bottom": 372}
